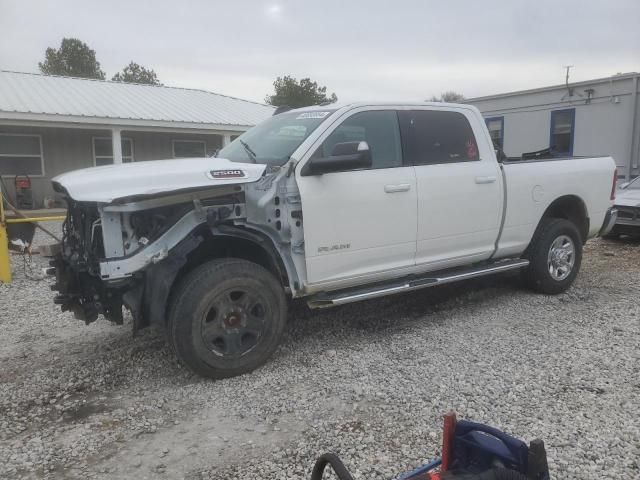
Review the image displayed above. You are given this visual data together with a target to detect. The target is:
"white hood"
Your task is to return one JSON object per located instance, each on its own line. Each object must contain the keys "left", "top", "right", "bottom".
{"left": 615, "top": 188, "right": 640, "bottom": 208}
{"left": 53, "top": 157, "right": 266, "bottom": 203}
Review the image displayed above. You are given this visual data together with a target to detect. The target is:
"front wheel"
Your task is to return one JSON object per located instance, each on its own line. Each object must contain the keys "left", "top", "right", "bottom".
{"left": 168, "top": 258, "right": 287, "bottom": 379}
{"left": 523, "top": 218, "right": 582, "bottom": 294}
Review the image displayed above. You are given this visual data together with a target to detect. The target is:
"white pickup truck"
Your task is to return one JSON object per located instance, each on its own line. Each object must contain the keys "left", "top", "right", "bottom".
{"left": 51, "top": 102, "right": 618, "bottom": 378}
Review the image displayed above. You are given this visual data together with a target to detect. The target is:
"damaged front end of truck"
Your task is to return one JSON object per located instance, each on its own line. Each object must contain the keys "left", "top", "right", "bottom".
{"left": 49, "top": 156, "right": 302, "bottom": 333}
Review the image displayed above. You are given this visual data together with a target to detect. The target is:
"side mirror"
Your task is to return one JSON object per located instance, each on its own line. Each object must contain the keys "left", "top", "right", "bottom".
{"left": 301, "top": 141, "right": 372, "bottom": 176}
{"left": 619, "top": 182, "right": 630, "bottom": 189}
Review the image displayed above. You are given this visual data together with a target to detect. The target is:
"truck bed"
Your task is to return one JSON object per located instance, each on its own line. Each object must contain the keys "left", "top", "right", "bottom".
{"left": 494, "top": 155, "right": 616, "bottom": 258}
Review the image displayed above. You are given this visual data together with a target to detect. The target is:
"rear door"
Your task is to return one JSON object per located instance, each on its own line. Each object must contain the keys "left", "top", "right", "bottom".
{"left": 398, "top": 107, "right": 503, "bottom": 270}
{"left": 296, "top": 108, "right": 417, "bottom": 288}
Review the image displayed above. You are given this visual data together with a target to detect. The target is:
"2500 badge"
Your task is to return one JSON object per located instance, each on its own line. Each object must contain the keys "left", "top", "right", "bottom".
{"left": 208, "top": 169, "right": 246, "bottom": 179}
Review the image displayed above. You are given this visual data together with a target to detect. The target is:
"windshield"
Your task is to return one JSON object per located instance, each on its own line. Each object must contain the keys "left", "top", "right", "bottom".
{"left": 625, "top": 176, "right": 640, "bottom": 190}
{"left": 218, "top": 110, "right": 336, "bottom": 166}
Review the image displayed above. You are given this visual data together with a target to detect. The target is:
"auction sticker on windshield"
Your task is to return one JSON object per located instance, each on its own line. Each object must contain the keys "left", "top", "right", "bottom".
{"left": 296, "top": 111, "right": 331, "bottom": 119}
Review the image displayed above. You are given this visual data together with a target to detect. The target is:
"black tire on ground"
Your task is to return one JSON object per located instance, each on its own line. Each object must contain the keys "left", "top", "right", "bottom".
{"left": 602, "top": 229, "right": 620, "bottom": 240}
{"left": 523, "top": 218, "right": 583, "bottom": 294}
{"left": 168, "top": 258, "right": 287, "bottom": 379}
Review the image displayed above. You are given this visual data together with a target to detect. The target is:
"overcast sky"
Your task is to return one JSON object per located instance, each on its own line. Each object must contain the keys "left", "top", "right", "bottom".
{"left": 1, "top": 0, "right": 638, "bottom": 103}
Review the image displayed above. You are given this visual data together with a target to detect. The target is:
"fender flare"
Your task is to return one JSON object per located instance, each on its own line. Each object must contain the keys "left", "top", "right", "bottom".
{"left": 210, "top": 223, "right": 295, "bottom": 289}
{"left": 141, "top": 224, "right": 298, "bottom": 327}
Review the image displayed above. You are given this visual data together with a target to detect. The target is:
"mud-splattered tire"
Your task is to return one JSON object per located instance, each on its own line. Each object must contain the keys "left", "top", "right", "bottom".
{"left": 168, "top": 258, "right": 287, "bottom": 379}
{"left": 523, "top": 218, "right": 582, "bottom": 294}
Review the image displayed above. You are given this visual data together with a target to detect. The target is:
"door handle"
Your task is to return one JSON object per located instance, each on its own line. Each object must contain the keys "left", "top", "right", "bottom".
{"left": 475, "top": 176, "right": 497, "bottom": 184}
{"left": 384, "top": 184, "right": 411, "bottom": 193}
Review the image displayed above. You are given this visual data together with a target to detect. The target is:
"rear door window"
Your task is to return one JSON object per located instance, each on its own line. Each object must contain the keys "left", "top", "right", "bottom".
{"left": 398, "top": 110, "right": 479, "bottom": 165}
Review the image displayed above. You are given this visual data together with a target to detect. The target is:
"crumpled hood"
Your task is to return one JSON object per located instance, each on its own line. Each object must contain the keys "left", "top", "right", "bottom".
{"left": 615, "top": 188, "right": 640, "bottom": 208}
{"left": 52, "top": 157, "right": 266, "bottom": 203}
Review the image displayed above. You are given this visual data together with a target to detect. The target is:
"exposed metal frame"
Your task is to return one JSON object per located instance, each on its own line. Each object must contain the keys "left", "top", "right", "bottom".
{"left": 101, "top": 185, "right": 241, "bottom": 212}
{"left": 99, "top": 203, "right": 246, "bottom": 280}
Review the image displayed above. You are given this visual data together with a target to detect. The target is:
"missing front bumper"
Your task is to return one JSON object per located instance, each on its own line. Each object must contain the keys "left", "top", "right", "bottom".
{"left": 50, "top": 253, "right": 125, "bottom": 324}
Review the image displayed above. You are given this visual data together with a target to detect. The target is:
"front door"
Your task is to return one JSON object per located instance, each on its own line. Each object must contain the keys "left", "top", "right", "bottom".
{"left": 296, "top": 109, "right": 417, "bottom": 287}
{"left": 397, "top": 107, "right": 503, "bottom": 270}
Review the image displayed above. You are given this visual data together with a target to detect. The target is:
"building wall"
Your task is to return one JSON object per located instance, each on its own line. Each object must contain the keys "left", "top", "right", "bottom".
{"left": 1, "top": 125, "right": 105, "bottom": 208}
{"left": 126, "top": 131, "right": 222, "bottom": 161}
{"left": 0, "top": 125, "right": 227, "bottom": 208}
{"left": 469, "top": 75, "right": 640, "bottom": 179}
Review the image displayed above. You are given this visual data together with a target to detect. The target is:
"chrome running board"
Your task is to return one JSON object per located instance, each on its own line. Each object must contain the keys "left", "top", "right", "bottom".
{"left": 307, "top": 259, "right": 529, "bottom": 309}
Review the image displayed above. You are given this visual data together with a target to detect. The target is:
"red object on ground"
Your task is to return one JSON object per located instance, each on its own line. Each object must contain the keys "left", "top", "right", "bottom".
{"left": 440, "top": 412, "right": 457, "bottom": 472}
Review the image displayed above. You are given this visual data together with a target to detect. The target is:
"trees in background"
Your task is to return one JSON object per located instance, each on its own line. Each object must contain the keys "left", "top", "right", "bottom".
{"left": 38, "top": 38, "right": 161, "bottom": 85}
{"left": 111, "top": 62, "right": 161, "bottom": 85}
{"left": 38, "top": 38, "right": 105, "bottom": 79}
{"left": 429, "top": 91, "right": 466, "bottom": 102}
{"left": 38, "top": 39, "right": 465, "bottom": 103}
{"left": 265, "top": 75, "right": 338, "bottom": 108}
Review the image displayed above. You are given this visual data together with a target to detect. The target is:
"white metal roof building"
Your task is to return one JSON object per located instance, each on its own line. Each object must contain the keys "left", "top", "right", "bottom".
{"left": 0, "top": 70, "right": 274, "bottom": 129}
{"left": 467, "top": 72, "right": 640, "bottom": 181}
{"left": 0, "top": 71, "right": 274, "bottom": 207}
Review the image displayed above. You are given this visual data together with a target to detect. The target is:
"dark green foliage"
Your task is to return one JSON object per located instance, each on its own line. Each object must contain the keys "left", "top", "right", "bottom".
{"left": 265, "top": 75, "right": 338, "bottom": 108}
{"left": 38, "top": 38, "right": 106, "bottom": 79}
{"left": 428, "top": 91, "right": 466, "bottom": 103}
{"left": 112, "top": 62, "right": 162, "bottom": 85}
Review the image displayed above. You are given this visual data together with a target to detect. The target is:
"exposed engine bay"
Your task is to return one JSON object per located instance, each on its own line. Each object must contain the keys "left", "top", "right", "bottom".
{"left": 49, "top": 157, "right": 305, "bottom": 331}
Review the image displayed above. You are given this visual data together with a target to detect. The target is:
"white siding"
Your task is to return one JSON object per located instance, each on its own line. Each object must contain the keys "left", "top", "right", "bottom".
{"left": 468, "top": 74, "right": 640, "bottom": 178}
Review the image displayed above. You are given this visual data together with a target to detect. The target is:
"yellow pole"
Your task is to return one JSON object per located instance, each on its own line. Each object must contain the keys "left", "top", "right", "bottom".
{"left": 0, "top": 183, "right": 11, "bottom": 283}
{"left": 6, "top": 215, "right": 66, "bottom": 224}
{"left": 0, "top": 225, "right": 10, "bottom": 283}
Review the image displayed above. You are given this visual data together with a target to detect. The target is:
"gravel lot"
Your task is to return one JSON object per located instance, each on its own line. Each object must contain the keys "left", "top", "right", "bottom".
{"left": 1, "top": 222, "right": 639, "bottom": 480}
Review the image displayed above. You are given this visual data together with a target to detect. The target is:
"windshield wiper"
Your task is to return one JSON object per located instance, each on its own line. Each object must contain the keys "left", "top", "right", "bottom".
{"left": 239, "top": 139, "right": 257, "bottom": 163}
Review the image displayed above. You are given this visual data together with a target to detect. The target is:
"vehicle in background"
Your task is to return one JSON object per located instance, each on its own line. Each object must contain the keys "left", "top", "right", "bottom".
{"left": 606, "top": 176, "right": 640, "bottom": 238}
{"left": 49, "top": 102, "right": 618, "bottom": 379}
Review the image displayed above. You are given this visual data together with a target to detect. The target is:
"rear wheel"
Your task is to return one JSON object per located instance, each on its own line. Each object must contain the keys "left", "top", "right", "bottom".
{"left": 168, "top": 258, "right": 287, "bottom": 379}
{"left": 523, "top": 218, "right": 582, "bottom": 294}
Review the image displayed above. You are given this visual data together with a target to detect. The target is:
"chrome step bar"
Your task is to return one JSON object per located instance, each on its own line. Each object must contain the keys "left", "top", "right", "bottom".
{"left": 307, "top": 259, "right": 529, "bottom": 309}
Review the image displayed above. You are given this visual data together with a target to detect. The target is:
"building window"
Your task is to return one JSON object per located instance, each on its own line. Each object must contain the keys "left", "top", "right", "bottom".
{"left": 93, "top": 137, "right": 134, "bottom": 166}
{"left": 485, "top": 116, "right": 504, "bottom": 149}
{"left": 550, "top": 109, "right": 575, "bottom": 156}
{"left": 0, "top": 134, "right": 44, "bottom": 176}
{"left": 173, "top": 140, "right": 206, "bottom": 158}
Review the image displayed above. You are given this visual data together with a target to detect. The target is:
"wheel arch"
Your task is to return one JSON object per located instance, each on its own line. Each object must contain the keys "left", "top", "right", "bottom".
{"left": 539, "top": 194, "right": 589, "bottom": 243}
{"left": 140, "top": 224, "right": 292, "bottom": 329}
{"left": 183, "top": 224, "right": 291, "bottom": 289}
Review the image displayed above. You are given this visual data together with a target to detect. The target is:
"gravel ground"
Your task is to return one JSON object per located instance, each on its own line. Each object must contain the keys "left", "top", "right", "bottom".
{"left": 1, "top": 222, "right": 639, "bottom": 480}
